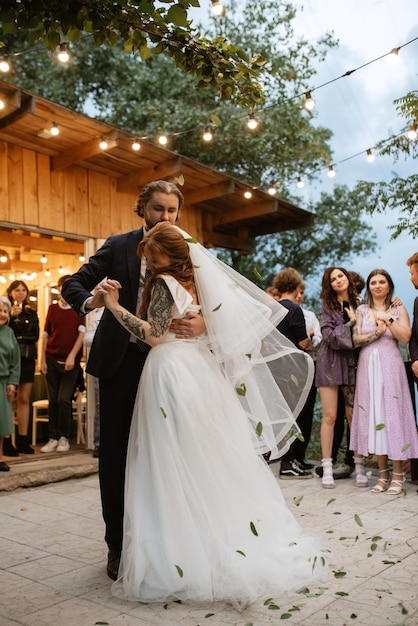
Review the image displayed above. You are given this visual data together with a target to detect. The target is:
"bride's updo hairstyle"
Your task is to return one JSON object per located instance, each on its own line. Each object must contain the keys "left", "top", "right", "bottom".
{"left": 137, "top": 222, "right": 195, "bottom": 319}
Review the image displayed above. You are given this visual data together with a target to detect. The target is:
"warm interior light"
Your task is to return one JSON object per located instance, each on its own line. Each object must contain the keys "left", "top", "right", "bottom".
{"left": 0, "top": 250, "right": 8, "bottom": 263}
{"left": 366, "top": 149, "right": 375, "bottom": 163}
{"left": 247, "top": 113, "right": 258, "bottom": 130}
{"left": 327, "top": 165, "right": 336, "bottom": 178}
{"left": 211, "top": 1, "right": 225, "bottom": 16}
{"left": 45, "top": 269, "right": 51, "bottom": 277}
{"left": 304, "top": 91, "right": 315, "bottom": 111}
{"left": 50, "top": 122, "right": 60, "bottom": 136}
{"left": 202, "top": 126, "right": 213, "bottom": 142}
{"left": 57, "top": 43, "right": 70, "bottom": 63}
{"left": 244, "top": 190, "right": 252, "bottom": 199}
{"left": 267, "top": 186, "right": 277, "bottom": 195}
{"left": 158, "top": 134, "right": 168, "bottom": 145}
{"left": 0, "top": 56, "right": 11, "bottom": 73}
{"left": 99, "top": 137, "right": 108, "bottom": 150}
{"left": 40, "top": 254, "right": 47, "bottom": 264}
{"left": 0, "top": 97, "right": 5, "bottom": 110}
{"left": 0, "top": 275, "right": 7, "bottom": 284}
{"left": 132, "top": 138, "right": 141, "bottom": 151}
{"left": 58, "top": 266, "right": 65, "bottom": 274}
{"left": 78, "top": 254, "right": 86, "bottom": 262}
{"left": 296, "top": 177, "right": 304, "bottom": 189}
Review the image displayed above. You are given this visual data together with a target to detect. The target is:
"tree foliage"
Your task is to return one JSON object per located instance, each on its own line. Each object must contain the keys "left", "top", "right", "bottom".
{"left": 0, "top": 0, "right": 266, "bottom": 108}
{"left": 354, "top": 90, "right": 418, "bottom": 239}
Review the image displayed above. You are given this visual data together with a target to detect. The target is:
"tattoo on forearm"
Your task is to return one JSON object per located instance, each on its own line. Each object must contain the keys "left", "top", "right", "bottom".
{"left": 117, "top": 310, "right": 147, "bottom": 341}
{"left": 148, "top": 280, "right": 174, "bottom": 337}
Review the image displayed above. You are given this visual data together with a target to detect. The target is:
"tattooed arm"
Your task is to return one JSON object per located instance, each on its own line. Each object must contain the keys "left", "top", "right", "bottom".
{"left": 101, "top": 278, "right": 174, "bottom": 347}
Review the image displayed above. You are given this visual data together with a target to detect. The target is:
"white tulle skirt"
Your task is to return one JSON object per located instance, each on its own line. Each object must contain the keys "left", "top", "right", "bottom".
{"left": 112, "top": 338, "right": 328, "bottom": 605}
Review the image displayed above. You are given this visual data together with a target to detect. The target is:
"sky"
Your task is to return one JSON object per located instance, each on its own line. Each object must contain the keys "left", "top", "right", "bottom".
{"left": 289, "top": 0, "right": 418, "bottom": 315}
{"left": 191, "top": 0, "right": 418, "bottom": 317}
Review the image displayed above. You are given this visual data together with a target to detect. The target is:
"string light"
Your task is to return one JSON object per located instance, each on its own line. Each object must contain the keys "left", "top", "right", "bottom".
{"left": 78, "top": 254, "right": 86, "bottom": 262}
{"left": 99, "top": 136, "right": 108, "bottom": 150}
{"left": 131, "top": 138, "right": 141, "bottom": 151}
{"left": 44, "top": 269, "right": 51, "bottom": 277}
{"left": 327, "top": 165, "right": 336, "bottom": 178}
{"left": 267, "top": 185, "right": 277, "bottom": 195}
{"left": 304, "top": 90, "right": 315, "bottom": 111}
{"left": 211, "top": 1, "right": 225, "bottom": 17}
{"left": 366, "top": 149, "right": 375, "bottom": 162}
{"left": 202, "top": 126, "right": 213, "bottom": 142}
{"left": 40, "top": 254, "right": 47, "bottom": 264}
{"left": 0, "top": 97, "right": 4, "bottom": 111}
{"left": 296, "top": 177, "right": 304, "bottom": 189}
{"left": 50, "top": 122, "right": 60, "bottom": 136}
{"left": 58, "top": 266, "right": 65, "bottom": 274}
{"left": 0, "top": 55, "right": 11, "bottom": 73}
{"left": 407, "top": 123, "right": 417, "bottom": 140}
{"left": 246, "top": 113, "right": 258, "bottom": 130}
{"left": 158, "top": 134, "right": 168, "bottom": 145}
{"left": 0, "top": 275, "right": 6, "bottom": 284}
{"left": 244, "top": 189, "right": 252, "bottom": 199}
{"left": 0, "top": 250, "right": 8, "bottom": 263}
{"left": 57, "top": 43, "right": 70, "bottom": 64}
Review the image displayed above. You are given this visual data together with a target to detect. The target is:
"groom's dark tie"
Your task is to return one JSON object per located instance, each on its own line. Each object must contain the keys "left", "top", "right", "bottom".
{"left": 136, "top": 268, "right": 151, "bottom": 353}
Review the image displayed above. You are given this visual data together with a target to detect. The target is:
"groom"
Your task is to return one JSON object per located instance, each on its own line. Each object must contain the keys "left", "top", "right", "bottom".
{"left": 406, "top": 252, "right": 418, "bottom": 486}
{"left": 62, "top": 180, "right": 205, "bottom": 579}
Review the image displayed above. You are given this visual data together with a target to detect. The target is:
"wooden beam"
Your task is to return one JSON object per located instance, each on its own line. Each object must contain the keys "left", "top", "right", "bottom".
{"left": 202, "top": 229, "right": 254, "bottom": 252}
{"left": 0, "top": 93, "right": 35, "bottom": 130}
{"left": 51, "top": 132, "right": 118, "bottom": 171}
{"left": 213, "top": 200, "right": 279, "bottom": 225}
{"left": 0, "top": 230, "right": 84, "bottom": 254}
{"left": 116, "top": 157, "right": 183, "bottom": 192}
{"left": 184, "top": 180, "right": 236, "bottom": 205}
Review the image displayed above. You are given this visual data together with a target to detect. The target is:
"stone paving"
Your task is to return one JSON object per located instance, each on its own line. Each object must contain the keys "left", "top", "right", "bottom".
{"left": 0, "top": 452, "right": 417, "bottom": 626}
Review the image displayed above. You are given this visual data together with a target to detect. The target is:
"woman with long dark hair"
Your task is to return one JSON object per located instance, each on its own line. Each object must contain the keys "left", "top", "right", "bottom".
{"left": 350, "top": 269, "right": 418, "bottom": 494}
{"left": 316, "top": 267, "right": 366, "bottom": 489}
{"left": 3, "top": 280, "right": 39, "bottom": 455}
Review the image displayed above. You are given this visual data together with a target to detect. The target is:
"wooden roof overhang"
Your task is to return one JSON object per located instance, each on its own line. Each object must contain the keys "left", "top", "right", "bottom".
{"left": 0, "top": 80, "right": 313, "bottom": 252}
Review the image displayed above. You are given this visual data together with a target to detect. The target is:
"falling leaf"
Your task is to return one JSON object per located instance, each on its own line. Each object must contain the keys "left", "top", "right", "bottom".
{"left": 267, "top": 604, "right": 280, "bottom": 610}
{"left": 375, "top": 423, "right": 386, "bottom": 430}
{"left": 245, "top": 353, "right": 252, "bottom": 360}
{"left": 335, "top": 591, "right": 349, "bottom": 596}
{"left": 333, "top": 570, "right": 347, "bottom": 578}
{"left": 401, "top": 443, "right": 411, "bottom": 452}
{"left": 312, "top": 555, "right": 317, "bottom": 572}
{"left": 382, "top": 560, "right": 396, "bottom": 564}
{"left": 212, "top": 303, "right": 222, "bottom": 312}
{"left": 354, "top": 514, "right": 363, "bottom": 527}
{"left": 236, "top": 550, "right": 246, "bottom": 557}
{"left": 350, "top": 614, "right": 358, "bottom": 619}
{"left": 263, "top": 598, "right": 274, "bottom": 606}
{"left": 174, "top": 564, "right": 183, "bottom": 578}
{"left": 253, "top": 267, "right": 263, "bottom": 280}
{"left": 293, "top": 495, "right": 303, "bottom": 507}
{"left": 236, "top": 383, "right": 247, "bottom": 396}
{"left": 160, "top": 407, "right": 167, "bottom": 419}
{"left": 255, "top": 421, "right": 263, "bottom": 436}
{"left": 357, "top": 404, "right": 365, "bottom": 411}
{"left": 95, "top": 623, "right": 110, "bottom": 625}
{"left": 327, "top": 498, "right": 336, "bottom": 505}
{"left": 205, "top": 613, "right": 215, "bottom": 618}
{"left": 210, "top": 113, "right": 222, "bottom": 126}
{"left": 371, "top": 535, "right": 382, "bottom": 542}
{"left": 163, "top": 604, "right": 168, "bottom": 610}
{"left": 370, "top": 543, "right": 378, "bottom": 551}
{"left": 250, "top": 521, "right": 258, "bottom": 536}
{"left": 291, "top": 374, "right": 299, "bottom": 387}
{"left": 295, "top": 432, "right": 305, "bottom": 441}
{"left": 176, "top": 174, "right": 185, "bottom": 186}
{"left": 279, "top": 613, "right": 291, "bottom": 618}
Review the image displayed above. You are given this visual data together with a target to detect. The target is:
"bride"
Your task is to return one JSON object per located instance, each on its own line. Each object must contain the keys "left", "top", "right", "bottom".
{"left": 100, "top": 221, "right": 328, "bottom": 605}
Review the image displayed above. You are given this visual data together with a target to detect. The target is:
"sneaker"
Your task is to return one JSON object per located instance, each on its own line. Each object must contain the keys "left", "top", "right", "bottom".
{"left": 40, "top": 438, "right": 59, "bottom": 453}
{"left": 56, "top": 437, "right": 70, "bottom": 453}
{"left": 0, "top": 461, "right": 10, "bottom": 472}
{"left": 280, "top": 459, "right": 313, "bottom": 479}
{"left": 297, "top": 459, "right": 315, "bottom": 470}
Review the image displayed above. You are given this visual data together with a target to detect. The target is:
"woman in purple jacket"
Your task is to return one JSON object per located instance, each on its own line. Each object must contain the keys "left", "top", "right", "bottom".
{"left": 315, "top": 267, "right": 366, "bottom": 489}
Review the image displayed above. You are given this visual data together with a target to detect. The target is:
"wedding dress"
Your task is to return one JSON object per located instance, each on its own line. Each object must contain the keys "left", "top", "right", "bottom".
{"left": 112, "top": 233, "right": 328, "bottom": 605}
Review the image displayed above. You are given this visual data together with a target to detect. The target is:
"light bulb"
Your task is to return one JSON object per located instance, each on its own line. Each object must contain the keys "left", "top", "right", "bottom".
{"left": 132, "top": 138, "right": 141, "bottom": 151}
{"left": 78, "top": 254, "right": 86, "bottom": 262}
{"left": 0, "top": 251, "right": 8, "bottom": 263}
{"left": 388, "top": 47, "right": 400, "bottom": 63}
{"left": 57, "top": 43, "right": 70, "bottom": 63}
{"left": 267, "top": 186, "right": 277, "bottom": 195}
{"left": 58, "top": 266, "right": 65, "bottom": 274}
{"left": 244, "top": 190, "right": 252, "bottom": 199}
{"left": 0, "top": 98, "right": 5, "bottom": 110}
{"left": 304, "top": 91, "right": 315, "bottom": 111}
{"left": 296, "top": 177, "right": 304, "bottom": 189}
{"left": 158, "top": 134, "right": 168, "bottom": 145}
{"left": 202, "top": 126, "right": 213, "bottom": 142}
{"left": 8, "top": 274, "right": 15, "bottom": 281}
{"left": 40, "top": 254, "right": 47, "bottom": 264}
{"left": 211, "top": 1, "right": 225, "bottom": 16}
{"left": 45, "top": 269, "right": 51, "bottom": 277}
{"left": 247, "top": 113, "right": 258, "bottom": 130}
{"left": 366, "top": 149, "right": 375, "bottom": 163}
{"left": 99, "top": 137, "right": 108, "bottom": 150}
{"left": 327, "top": 165, "right": 336, "bottom": 178}
{"left": 0, "top": 56, "right": 11, "bottom": 73}
{"left": 50, "top": 122, "right": 59, "bottom": 136}
{"left": 407, "top": 124, "right": 417, "bottom": 141}
{"left": 0, "top": 275, "right": 6, "bottom": 284}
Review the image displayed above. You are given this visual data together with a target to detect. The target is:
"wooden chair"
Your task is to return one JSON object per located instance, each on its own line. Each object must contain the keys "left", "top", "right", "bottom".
{"left": 31, "top": 390, "right": 87, "bottom": 446}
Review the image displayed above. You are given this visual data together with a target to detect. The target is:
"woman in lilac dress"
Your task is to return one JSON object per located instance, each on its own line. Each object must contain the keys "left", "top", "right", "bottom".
{"left": 350, "top": 269, "right": 418, "bottom": 495}
{"left": 316, "top": 267, "right": 367, "bottom": 489}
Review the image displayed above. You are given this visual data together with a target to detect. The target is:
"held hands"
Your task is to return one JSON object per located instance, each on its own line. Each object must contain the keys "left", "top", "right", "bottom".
{"left": 95, "top": 279, "right": 122, "bottom": 309}
{"left": 169, "top": 311, "right": 206, "bottom": 338}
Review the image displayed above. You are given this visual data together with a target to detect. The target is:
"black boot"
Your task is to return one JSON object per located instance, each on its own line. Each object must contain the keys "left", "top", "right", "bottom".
{"left": 3, "top": 436, "right": 19, "bottom": 457}
{"left": 17, "top": 434, "right": 35, "bottom": 455}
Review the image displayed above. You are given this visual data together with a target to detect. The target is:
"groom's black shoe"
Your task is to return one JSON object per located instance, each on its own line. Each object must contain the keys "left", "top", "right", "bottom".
{"left": 107, "top": 549, "right": 121, "bottom": 580}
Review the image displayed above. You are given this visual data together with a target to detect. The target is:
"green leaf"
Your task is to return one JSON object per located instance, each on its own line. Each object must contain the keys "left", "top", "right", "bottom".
{"left": 245, "top": 353, "right": 252, "bottom": 360}
{"left": 370, "top": 543, "right": 378, "bottom": 551}
{"left": 401, "top": 443, "right": 411, "bottom": 452}
{"left": 204, "top": 613, "right": 215, "bottom": 618}
{"left": 184, "top": 237, "right": 198, "bottom": 244}
{"left": 335, "top": 591, "right": 349, "bottom": 596}
{"left": 279, "top": 613, "right": 291, "bottom": 618}
{"left": 139, "top": 44, "right": 152, "bottom": 61}
{"left": 295, "top": 432, "right": 305, "bottom": 441}
{"left": 160, "top": 407, "right": 167, "bottom": 418}
{"left": 236, "top": 549, "right": 246, "bottom": 557}
{"left": 255, "top": 421, "right": 263, "bottom": 436}
{"left": 290, "top": 374, "right": 299, "bottom": 387}
{"left": 236, "top": 383, "right": 247, "bottom": 396}
{"left": 350, "top": 614, "right": 358, "bottom": 619}
{"left": 167, "top": 4, "right": 189, "bottom": 27}
{"left": 212, "top": 303, "right": 222, "bottom": 311}
{"left": 375, "top": 423, "right": 386, "bottom": 430}
{"left": 354, "top": 514, "right": 363, "bottom": 526}
{"left": 333, "top": 570, "right": 347, "bottom": 578}
{"left": 267, "top": 604, "right": 280, "bottom": 610}
{"left": 327, "top": 498, "right": 336, "bottom": 505}
{"left": 210, "top": 113, "right": 222, "bottom": 126}
{"left": 174, "top": 564, "right": 183, "bottom": 577}
{"left": 250, "top": 521, "right": 258, "bottom": 536}
{"left": 253, "top": 267, "right": 263, "bottom": 280}
{"left": 293, "top": 495, "right": 303, "bottom": 507}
